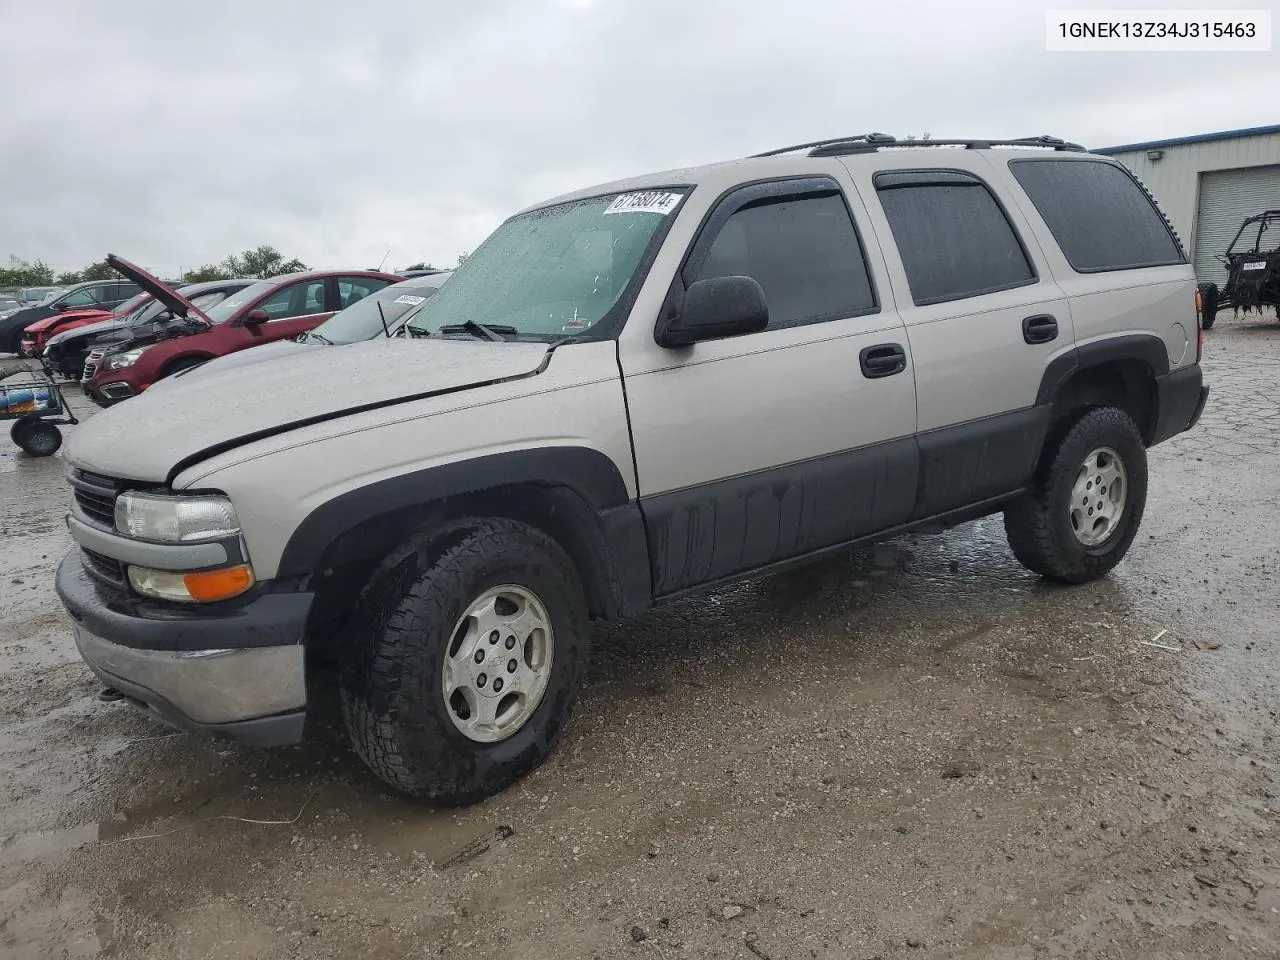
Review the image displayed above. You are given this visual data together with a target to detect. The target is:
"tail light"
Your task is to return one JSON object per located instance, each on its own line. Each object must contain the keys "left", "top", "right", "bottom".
{"left": 1194, "top": 291, "right": 1204, "bottom": 363}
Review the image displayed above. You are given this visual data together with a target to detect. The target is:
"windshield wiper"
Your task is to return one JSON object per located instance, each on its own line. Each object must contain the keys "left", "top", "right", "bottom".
{"left": 305, "top": 331, "right": 334, "bottom": 345}
{"left": 438, "top": 321, "right": 516, "bottom": 342}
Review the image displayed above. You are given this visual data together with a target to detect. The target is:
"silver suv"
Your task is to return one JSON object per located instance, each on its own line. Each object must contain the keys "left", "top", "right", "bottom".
{"left": 55, "top": 134, "right": 1209, "bottom": 805}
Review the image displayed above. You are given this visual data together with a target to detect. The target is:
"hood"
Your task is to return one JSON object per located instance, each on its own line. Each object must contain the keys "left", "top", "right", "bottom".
{"left": 46, "top": 316, "right": 126, "bottom": 349}
{"left": 27, "top": 308, "right": 112, "bottom": 333}
{"left": 106, "top": 254, "right": 210, "bottom": 323}
{"left": 65, "top": 337, "right": 553, "bottom": 482}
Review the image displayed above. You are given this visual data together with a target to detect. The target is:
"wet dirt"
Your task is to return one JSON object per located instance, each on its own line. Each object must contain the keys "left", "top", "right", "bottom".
{"left": 1, "top": 318, "right": 1278, "bottom": 959}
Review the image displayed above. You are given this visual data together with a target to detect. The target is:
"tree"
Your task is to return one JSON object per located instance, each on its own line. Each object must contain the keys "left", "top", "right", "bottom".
{"left": 181, "top": 264, "right": 234, "bottom": 283}
{"left": 456, "top": 251, "right": 471, "bottom": 266}
{"left": 56, "top": 260, "right": 121, "bottom": 285}
{"left": 403, "top": 262, "right": 439, "bottom": 271}
{"left": 0, "top": 256, "right": 55, "bottom": 288}
{"left": 221, "top": 245, "right": 308, "bottom": 279}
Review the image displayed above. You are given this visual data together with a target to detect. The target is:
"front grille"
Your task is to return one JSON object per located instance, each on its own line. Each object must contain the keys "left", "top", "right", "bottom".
{"left": 69, "top": 469, "right": 122, "bottom": 528}
{"left": 81, "top": 547, "right": 126, "bottom": 587}
{"left": 83, "top": 349, "right": 105, "bottom": 380}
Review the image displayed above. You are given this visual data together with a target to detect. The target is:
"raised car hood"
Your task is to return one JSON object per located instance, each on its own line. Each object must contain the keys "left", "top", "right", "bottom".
{"left": 65, "top": 338, "right": 553, "bottom": 482}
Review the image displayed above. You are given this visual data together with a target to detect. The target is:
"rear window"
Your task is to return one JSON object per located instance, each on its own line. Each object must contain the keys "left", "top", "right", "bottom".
{"left": 874, "top": 170, "right": 1035, "bottom": 305}
{"left": 1008, "top": 159, "right": 1186, "bottom": 272}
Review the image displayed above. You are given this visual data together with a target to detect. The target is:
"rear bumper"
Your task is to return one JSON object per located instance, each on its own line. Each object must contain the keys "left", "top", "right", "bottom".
{"left": 1150, "top": 363, "right": 1209, "bottom": 446}
{"left": 56, "top": 552, "right": 311, "bottom": 745}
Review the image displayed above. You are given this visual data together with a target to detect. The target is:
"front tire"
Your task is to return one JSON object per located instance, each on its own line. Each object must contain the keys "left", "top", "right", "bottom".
{"left": 1004, "top": 407, "right": 1148, "bottom": 584}
{"left": 341, "top": 518, "right": 589, "bottom": 805}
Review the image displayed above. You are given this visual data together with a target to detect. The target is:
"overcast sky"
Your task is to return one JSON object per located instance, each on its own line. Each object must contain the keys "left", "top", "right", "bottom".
{"left": 1, "top": 0, "right": 1276, "bottom": 276}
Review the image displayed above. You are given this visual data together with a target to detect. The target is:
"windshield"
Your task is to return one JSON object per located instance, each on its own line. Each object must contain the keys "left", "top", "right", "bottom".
{"left": 405, "top": 189, "right": 685, "bottom": 341}
{"left": 112, "top": 292, "right": 151, "bottom": 317}
{"left": 201, "top": 280, "right": 277, "bottom": 324}
{"left": 308, "top": 276, "right": 449, "bottom": 344}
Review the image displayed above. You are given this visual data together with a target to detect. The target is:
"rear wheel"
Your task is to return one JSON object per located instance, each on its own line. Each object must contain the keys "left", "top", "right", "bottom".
{"left": 341, "top": 518, "right": 590, "bottom": 805}
{"left": 1004, "top": 407, "right": 1147, "bottom": 584}
{"left": 15, "top": 421, "right": 62, "bottom": 457}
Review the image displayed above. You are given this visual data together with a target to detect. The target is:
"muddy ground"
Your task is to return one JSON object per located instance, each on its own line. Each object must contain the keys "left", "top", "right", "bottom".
{"left": 1, "top": 318, "right": 1278, "bottom": 960}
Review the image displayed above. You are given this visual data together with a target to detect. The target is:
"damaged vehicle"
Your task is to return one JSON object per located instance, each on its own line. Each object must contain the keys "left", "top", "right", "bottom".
{"left": 164, "top": 270, "right": 452, "bottom": 381}
{"left": 82, "top": 257, "right": 400, "bottom": 405}
{"left": 1196, "top": 210, "right": 1280, "bottom": 329}
{"left": 50, "top": 279, "right": 255, "bottom": 382}
{"left": 55, "top": 134, "right": 1207, "bottom": 806}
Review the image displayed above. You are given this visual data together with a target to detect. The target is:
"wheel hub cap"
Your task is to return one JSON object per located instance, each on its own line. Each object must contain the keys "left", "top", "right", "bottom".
{"left": 442, "top": 585, "right": 553, "bottom": 743}
{"left": 1070, "top": 447, "right": 1127, "bottom": 547}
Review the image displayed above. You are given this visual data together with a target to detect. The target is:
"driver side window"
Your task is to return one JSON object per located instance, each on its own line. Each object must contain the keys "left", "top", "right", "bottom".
{"left": 255, "top": 280, "right": 328, "bottom": 320}
{"left": 60, "top": 287, "right": 103, "bottom": 307}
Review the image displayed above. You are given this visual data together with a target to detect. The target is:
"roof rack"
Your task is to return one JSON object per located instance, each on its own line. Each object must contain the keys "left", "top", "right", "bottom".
{"left": 750, "top": 133, "right": 897, "bottom": 158}
{"left": 752, "top": 134, "right": 1086, "bottom": 159}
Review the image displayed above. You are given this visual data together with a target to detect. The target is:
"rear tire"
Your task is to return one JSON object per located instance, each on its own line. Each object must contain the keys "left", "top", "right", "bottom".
{"left": 340, "top": 518, "right": 589, "bottom": 805}
{"left": 15, "top": 421, "right": 62, "bottom": 457}
{"left": 1004, "top": 407, "right": 1147, "bottom": 584}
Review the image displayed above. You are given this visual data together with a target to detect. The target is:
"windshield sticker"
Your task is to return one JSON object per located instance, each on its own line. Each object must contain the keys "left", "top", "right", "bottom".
{"left": 603, "top": 191, "right": 682, "bottom": 217}
{"left": 393, "top": 294, "right": 427, "bottom": 305}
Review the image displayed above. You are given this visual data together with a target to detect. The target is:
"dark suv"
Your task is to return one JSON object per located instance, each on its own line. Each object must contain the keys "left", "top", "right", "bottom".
{"left": 0, "top": 279, "right": 143, "bottom": 353}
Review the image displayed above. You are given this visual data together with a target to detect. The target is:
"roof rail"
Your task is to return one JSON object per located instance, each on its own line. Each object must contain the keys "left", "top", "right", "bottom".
{"left": 750, "top": 132, "right": 897, "bottom": 158}
{"left": 808, "top": 134, "right": 1087, "bottom": 157}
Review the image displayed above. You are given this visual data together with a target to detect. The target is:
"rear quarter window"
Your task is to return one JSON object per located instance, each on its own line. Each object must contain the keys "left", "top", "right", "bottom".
{"left": 1008, "top": 158, "right": 1186, "bottom": 272}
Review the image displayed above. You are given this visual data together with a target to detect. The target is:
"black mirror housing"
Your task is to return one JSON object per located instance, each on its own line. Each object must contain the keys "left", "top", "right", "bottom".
{"left": 656, "top": 275, "right": 769, "bottom": 348}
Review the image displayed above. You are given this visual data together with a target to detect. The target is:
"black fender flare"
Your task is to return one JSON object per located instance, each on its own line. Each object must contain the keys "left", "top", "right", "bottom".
{"left": 276, "top": 446, "right": 635, "bottom": 583}
{"left": 1035, "top": 333, "right": 1171, "bottom": 406}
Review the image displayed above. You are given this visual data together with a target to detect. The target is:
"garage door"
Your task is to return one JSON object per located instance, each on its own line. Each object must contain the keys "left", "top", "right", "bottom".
{"left": 1194, "top": 164, "right": 1280, "bottom": 284}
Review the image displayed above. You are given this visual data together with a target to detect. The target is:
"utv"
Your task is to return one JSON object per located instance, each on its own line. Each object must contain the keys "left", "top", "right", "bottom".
{"left": 1197, "top": 210, "right": 1280, "bottom": 330}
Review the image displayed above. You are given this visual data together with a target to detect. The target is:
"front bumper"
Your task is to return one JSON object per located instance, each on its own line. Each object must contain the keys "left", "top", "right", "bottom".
{"left": 84, "top": 379, "right": 136, "bottom": 407}
{"left": 56, "top": 552, "right": 312, "bottom": 745}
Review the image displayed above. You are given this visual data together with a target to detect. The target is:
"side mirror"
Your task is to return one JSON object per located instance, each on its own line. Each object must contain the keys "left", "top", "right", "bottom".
{"left": 656, "top": 276, "right": 769, "bottom": 348}
{"left": 52, "top": 302, "right": 69, "bottom": 312}
{"left": 238, "top": 308, "right": 270, "bottom": 328}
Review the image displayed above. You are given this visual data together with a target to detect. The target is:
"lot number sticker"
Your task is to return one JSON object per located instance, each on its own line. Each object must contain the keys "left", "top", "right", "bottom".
{"left": 393, "top": 294, "right": 427, "bottom": 305}
{"left": 603, "top": 191, "right": 682, "bottom": 216}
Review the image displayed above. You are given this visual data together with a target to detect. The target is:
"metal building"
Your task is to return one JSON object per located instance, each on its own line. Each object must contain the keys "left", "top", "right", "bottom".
{"left": 1096, "top": 124, "right": 1280, "bottom": 285}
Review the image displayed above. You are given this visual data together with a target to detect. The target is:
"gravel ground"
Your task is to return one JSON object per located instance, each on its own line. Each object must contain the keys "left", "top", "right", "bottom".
{"left": 1, "top": 316, "right": 1278, "bottom": 959}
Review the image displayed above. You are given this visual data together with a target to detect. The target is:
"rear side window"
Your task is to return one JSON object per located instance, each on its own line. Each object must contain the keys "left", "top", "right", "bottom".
{"left": 689, "top": 188, "right": 876, "bottom": 330}
{"left": 874, "top": 170, "right": 1035, "bottom": 306}
{"left": 1009, "top": 159, "right": 1185, "bottom": 272}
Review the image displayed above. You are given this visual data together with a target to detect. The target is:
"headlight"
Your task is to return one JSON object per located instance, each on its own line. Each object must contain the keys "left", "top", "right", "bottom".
{"left": 114, "top": 491, "right": 241, "bottom": 542}
{"left": 104, "top": 348, "right": 147, "bottom": 370}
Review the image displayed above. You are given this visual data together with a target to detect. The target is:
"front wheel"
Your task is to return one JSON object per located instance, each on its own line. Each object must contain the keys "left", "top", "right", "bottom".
{"left": 161, "top": 357, "right": 205, "bottom": 378}
{"left": 341, "top": 518, "right": 589, "bottom": 805}
{"left": 1004, "top": 407, "right": 1148, "bottom": 584}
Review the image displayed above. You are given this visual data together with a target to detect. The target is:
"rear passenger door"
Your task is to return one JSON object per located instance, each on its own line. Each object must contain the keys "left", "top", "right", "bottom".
{"left": 846, "top": 158, "right": 1073, "bottom": 519}
{"left": 621, "top": 176, "right": 919, "bottom": 596}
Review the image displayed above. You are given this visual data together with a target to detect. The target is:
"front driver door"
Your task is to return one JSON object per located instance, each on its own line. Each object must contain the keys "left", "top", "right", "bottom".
{"left": 620, "top": 176, "right": 920, "bottom": 596}
{"left": 240, "top": 278, "right": 334, "bottom": 347}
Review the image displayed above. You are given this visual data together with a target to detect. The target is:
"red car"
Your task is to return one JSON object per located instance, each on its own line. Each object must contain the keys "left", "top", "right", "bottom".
{"left": 86, "top": 256, "right": 401, "bottom": 406}
{"left": 18, "top": 292, "right": 153, "bottom": 357}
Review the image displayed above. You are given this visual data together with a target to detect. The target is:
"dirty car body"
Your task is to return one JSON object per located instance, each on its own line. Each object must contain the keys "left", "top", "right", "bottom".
{"left": 55, "top": 134, "right": 1209, "bottom": 804}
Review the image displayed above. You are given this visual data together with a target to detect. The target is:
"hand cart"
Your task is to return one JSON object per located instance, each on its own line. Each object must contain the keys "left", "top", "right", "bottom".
{"left": 1, "top": 356, "right": 79, "bottom": 457}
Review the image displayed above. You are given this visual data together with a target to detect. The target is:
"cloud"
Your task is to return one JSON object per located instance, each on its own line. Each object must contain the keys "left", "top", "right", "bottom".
{"left": 1, "top": 0, "right": 1276, "bottom": 274}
